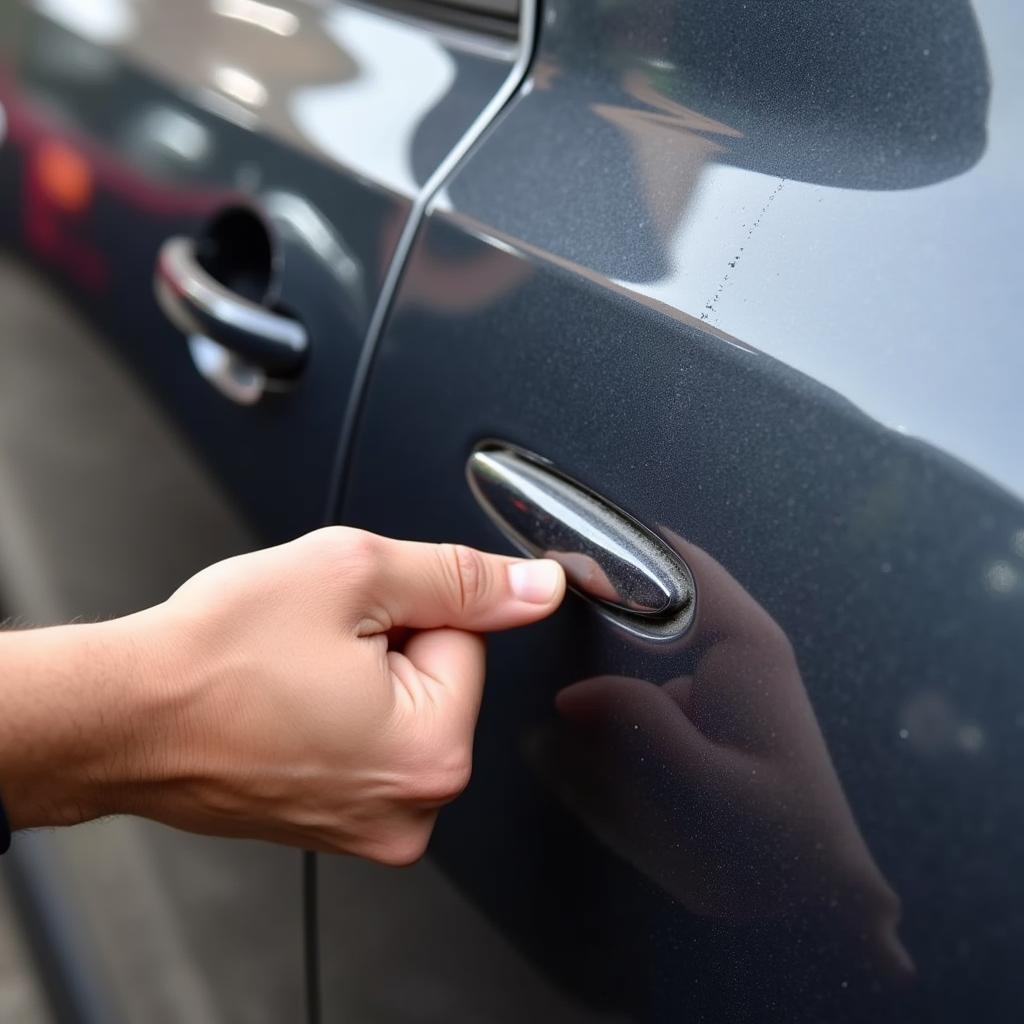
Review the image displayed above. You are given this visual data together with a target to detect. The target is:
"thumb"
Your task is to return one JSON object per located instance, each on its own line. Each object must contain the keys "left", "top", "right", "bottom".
{"left": 350, "top": 532, "right": 566, "bottom": 631}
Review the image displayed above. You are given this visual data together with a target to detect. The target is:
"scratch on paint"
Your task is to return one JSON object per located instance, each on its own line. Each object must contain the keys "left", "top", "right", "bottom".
{"left": 700, "top": 178, "right": 785, "bottom": 324}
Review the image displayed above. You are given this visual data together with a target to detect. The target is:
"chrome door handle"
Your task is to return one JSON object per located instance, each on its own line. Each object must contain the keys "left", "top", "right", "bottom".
{"left": 467, "top": 446, "right": 692, "bottom": 621}
{"left": 154, "top": 237, "right": 308, "bottom": 404}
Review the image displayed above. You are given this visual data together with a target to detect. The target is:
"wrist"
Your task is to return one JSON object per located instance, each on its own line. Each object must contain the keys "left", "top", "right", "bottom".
{"left": 0, "top": 612, "right": 187, "bottom": 830}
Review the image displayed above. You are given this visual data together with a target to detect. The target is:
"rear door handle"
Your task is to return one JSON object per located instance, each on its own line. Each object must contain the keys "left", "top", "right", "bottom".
{"left": 467, "top": 446, "right": 692, "bottom": 621}
{"left": 154, "top": 236, "right": 308, "bottom": 404}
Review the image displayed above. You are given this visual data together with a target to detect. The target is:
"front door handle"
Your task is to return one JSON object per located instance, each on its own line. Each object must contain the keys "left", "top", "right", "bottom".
{"left": 467, "top": 445, "right": 692, "bottom": 622}
{"left": 154, "top": 236, "right": 308, "bottom": 404}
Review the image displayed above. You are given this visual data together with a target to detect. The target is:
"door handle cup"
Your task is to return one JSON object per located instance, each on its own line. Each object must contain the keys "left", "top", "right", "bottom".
{"left": 467, "top": 445, "right": 694, "bottom": 636}
{"left": 154, "top": 236, "right": 308, "bottom": 386}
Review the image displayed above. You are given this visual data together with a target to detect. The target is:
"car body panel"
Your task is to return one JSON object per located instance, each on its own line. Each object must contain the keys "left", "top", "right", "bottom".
{"left": 0, "top": 0, "right": 516, "bottom": 540}
{"left": 0, "top": 1, "right": 522, "bottom": 1019}
{"left": 0, "top": 0, "right": 1020, "bottom": 1021}
{"left": 322, "top": 0, "right": 1024, "bottom": 1020}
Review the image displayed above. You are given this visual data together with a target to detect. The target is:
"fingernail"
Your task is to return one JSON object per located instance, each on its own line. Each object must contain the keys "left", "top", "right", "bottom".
{"left": 508, "top": 559, "right": 562, "bottom": 604}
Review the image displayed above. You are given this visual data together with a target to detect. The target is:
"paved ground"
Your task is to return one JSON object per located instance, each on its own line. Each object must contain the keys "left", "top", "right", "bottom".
{"left": 0, "top": 251, "right": 305, "bottom": 1022}
{"left": 0, "top": 876, "right": 51, "bottom": 1022}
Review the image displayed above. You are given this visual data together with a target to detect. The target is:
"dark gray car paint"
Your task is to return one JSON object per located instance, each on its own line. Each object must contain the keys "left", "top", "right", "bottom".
{"left": 0, "top": 0, "right": 1020, "bottom": 1021}
{"left": 322, "top": 0, "right": 1024, "bottom": 1020}
{"left": 0, "top": 0, "right": 517, "bottom": 540}
{"left": 0, "top": 1, "right": 524, "bottom": 1020}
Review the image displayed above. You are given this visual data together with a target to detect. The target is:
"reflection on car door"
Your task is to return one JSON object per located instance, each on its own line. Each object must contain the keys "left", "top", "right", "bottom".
{"left": 321, "top": 1, "right": 1024, "bottom": 1021}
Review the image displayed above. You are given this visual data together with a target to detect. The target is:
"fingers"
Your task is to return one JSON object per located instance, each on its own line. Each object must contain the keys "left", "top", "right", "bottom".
{"left": 395, "top": 628, "right": 487, "bottom": 719}
{"left": 332, "top": 530, "right": 566, "bottom": 632}
{"left": 387, "top": 630, "right": 484, "bottom": 811}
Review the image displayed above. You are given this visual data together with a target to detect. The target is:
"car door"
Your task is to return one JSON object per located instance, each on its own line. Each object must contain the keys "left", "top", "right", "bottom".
{"left": 319, "top": 0, "right": 1024, "bottom": 1021}
{"left": 0, "top": 0, "right": 524, "bottom": 541}
{"left": 0, "top": 0, "right": 526, "bottom": 1019}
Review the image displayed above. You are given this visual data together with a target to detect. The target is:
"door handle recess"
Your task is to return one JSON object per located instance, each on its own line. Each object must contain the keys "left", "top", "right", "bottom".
{"left": 468, "top": 445, "right": 693, "bottom": 632}
{"left": 154, "top": 236, "right": 307, "bottom": 404}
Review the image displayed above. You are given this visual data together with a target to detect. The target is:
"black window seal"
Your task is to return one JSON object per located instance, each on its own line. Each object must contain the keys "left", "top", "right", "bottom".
{"left": 362, "top": 0, "right": 518, "bottom": 39}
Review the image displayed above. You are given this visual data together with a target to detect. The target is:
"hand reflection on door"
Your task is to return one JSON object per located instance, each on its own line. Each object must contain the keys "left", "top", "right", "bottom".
{"left": 533, "top": 533, "right": 913, "bottom": 981}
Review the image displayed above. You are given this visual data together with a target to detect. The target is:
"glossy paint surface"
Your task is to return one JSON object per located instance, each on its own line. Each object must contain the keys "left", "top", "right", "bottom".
{"left": 325, "top": 0, "right": 1024, "bottom": 1020}
{"left": 0, "top": 1, "right": 521, "bottom": 1019}
{"left": 0, "top": 0, "right": 513, "bottom": 539}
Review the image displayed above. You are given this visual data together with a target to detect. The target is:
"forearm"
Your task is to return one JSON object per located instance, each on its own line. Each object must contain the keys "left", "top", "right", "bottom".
{"left": 0, "top": 529, "right": 564, "bottom": 860}
{"left": 0, "top": 612, "right": 176, "bottom": 830}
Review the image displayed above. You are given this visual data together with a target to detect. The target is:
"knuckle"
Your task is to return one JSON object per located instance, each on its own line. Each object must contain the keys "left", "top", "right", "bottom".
{"left": 303, "top": 526, "right": 347, "bottom": 560}
{"left": 373, "top": 826, "right": 432, "bottom": 868}
{"left": 408, "top": 753, "right": 473, "bottom": 805}
{"left": 339, "top": 527, "right": 379, "bottom": 560}
{"left": 443, "top": 759, "right": 473, "bottom": 800}
{"left": 328, "top": 528, "right": 381, "bottom": 577}
{"left": 438, "top": 543, "right": 489, "bottom": 611}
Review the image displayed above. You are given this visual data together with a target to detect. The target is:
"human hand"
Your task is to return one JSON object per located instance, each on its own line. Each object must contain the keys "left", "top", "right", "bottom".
{"left": 1, "top": 529, "right": 564, "bottom": 864}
